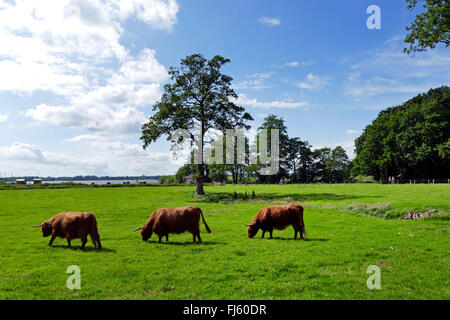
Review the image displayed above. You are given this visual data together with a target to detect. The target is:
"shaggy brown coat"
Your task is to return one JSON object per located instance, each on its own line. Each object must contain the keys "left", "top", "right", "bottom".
{"left": 247, "top": 204, "right": 306, "bottom": 239}
{"left": 34, "top": 212, "right": 101, "bottom": 249}
{"left": 133, "top": 206, "right": 211, "bottom": 243}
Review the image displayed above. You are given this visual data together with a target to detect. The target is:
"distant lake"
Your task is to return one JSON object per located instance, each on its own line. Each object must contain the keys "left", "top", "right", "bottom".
{"left": 36, "top": 179, "right": 159, "bottom": 185}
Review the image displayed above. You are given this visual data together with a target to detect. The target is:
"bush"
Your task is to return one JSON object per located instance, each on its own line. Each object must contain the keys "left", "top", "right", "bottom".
{"left": 158, "top": 176, "right": 178, "bottom": 184}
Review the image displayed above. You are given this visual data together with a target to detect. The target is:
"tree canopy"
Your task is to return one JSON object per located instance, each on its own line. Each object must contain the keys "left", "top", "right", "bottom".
{"left": 404, "top": 0, "right": 450, "bottom": 54}
{"left": 140, "top": 53, "right": 253, "bottom": 194}
{"left": 352, "top": 86, "right": 450, "bottom": 181}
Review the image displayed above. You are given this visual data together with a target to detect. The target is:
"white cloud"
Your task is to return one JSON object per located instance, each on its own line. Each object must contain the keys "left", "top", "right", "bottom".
{"left": 0, "top": 141, "right": 108, "bottom": 176}
{"left": 24, "top": 47, "right": 167, "bottom": 135}
{"left": 259, "top": 16, "right": 281, "bottom": 26}
{"left": 345, "top": 129, "right": 359, "bottom": 135}
{"left": 297, "top": 73, "right": 329, "bottom": 91}
{"left": 272, "top": 61, "right": 314, "bottom": 68}
{"left": 109, "top": 48, "right": 169, "bottom": 85}
{"left": 346, "top": 37, "right": 450, "bottom": 98}
{"left": 0, "top": 112, "right": 8, "bottom": 122}
{"left": 25, "top": 103, "right": 147, "bottom": 135}
{"left": 235, "top": 94, "right": 308, "bottom": 109}
{"left": 0, "top": 139, "right": 182, "bottom": 176}
{"left": 116, "top": 0, "right": 179, "bottom": 30}
{"left": 233, "top": 73, "right": 273, "bottom": 90}
{"left": 0, "top": 1, "right": 177, "bottom": 96}
{"left": 255, "top": 113, "right": 268, "bottom": 119}
{"left": 65, "top": 134, "right": 181, "bottom": 175}
{"left": 347, "top": 71, "right": 361, "bottom": 82}
{"left": 299, "top": 61, "right": 315, "bottom": 66}
{"left": 345, "top": 77, "right": 436, "bottom": 97}
{"left": 285, "top": 61, "right": 299, "bottom": 67}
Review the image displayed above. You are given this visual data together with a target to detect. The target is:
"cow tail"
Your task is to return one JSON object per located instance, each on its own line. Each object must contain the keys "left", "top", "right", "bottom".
{"left": 200, "top": 211, "right": 211, "bottom": 233}
{"left": 91, "top": 215, "right": 102, "bottom": 249}
{"left": 299, "top": 206, "right": 307, "bottom": 237}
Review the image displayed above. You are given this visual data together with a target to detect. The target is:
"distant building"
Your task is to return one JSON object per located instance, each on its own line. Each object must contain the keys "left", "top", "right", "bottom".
{"left": 33, "top": 179, "right": 42, "bottom": 184}
{"left": 16, "top": 179, "right": 26, "bottom": 185}
{"left": 185, "top": 174, "right": 195, "bottom": 185}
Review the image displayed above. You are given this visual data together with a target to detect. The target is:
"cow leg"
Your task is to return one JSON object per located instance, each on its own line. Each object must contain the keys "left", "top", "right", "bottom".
{"left": 48, "top": 234, "right": 56, "bottom": 246}
{"left": 294, "top": 229, "right": 298, "bottom": 240}
{"left": 91, "top": 233, "right": 102, "bottom": 249}
{"left": 269, "top": 229, "right": 273, "bottom": 239}
{"left": 193, "top": 233, "right": 196, "bottom": 243}
{"left": 261, "top": 230, "right": 265, "bottom": 238}
{"left": 81, "top": 235, "right": 88, "bottom": 249}
{"left": 196, "top": 232, "right": 202, "bottom": 243}
{"left": 66, "top": 237, "right": 72, "bottom": 247}
{"left": 91, "top": 235, "right": 97, "bottom": 248}
{"left": 165, "top": 234, "right": 169, "bottom": 242}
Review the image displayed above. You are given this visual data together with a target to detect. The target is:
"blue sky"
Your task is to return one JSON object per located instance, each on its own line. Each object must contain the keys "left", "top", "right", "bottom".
{"left": 0, "top": 0, "right": 449, "bottom": 177}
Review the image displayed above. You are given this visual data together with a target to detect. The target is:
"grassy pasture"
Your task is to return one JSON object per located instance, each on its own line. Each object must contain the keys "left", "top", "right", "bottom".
{"left": 0, "top": 184, "right": 448, "bottom": 299}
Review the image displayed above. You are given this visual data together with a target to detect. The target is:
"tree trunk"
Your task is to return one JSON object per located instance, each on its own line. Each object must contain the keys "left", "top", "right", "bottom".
{"left": 196, "top": 163, "right": 205, "bottom": 195}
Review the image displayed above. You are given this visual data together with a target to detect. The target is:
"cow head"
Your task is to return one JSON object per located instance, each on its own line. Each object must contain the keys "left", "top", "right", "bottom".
{"left": 32, "top": 221, "right": 52, "bottom": 237}
{"left": 41, "top": 222, "right": 53, "bottom": 237}
{"left": 247, "top": 223, "right": 259, "bottom": 238}
{"left": 141, "top": 226, "right": 152, "bottom": 241}
{"left": 132, "top": 226, "right": 152, "bottom": 241}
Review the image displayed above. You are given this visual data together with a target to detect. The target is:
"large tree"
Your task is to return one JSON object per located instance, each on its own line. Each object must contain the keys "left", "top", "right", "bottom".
{"left": 285, "top": 137, "right": 313, "bottom": 183}
{"left": 141, "top": 54, "right": 253, "bottom": 195}
{"left": 325, "top": 146, "right": 351, "bottom": 183}
{"left": 352, "top": 86, "right": 450, "bottom": 182}
{"left": 257, "top": 115, "right": 289, "bottom": 183}
{"left": 404, "top": 0, "right": 450, "bottom": 54}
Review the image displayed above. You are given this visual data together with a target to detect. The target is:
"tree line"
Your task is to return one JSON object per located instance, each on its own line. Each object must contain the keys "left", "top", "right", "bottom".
{"left": 155, "top": 85, "right": 450, "bottom": 186}
{"left": 161, "top": 114, "right": 353, "bottom": 185}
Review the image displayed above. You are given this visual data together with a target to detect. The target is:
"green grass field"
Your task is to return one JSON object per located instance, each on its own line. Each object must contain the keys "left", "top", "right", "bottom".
{"left": 0, "top": 184, "right": 448, "bottom": 299}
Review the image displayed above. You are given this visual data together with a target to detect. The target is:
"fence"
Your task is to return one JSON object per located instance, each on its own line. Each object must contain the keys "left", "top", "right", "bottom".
{"left": 401, "top": 178, "right": 450, "bottom": 184}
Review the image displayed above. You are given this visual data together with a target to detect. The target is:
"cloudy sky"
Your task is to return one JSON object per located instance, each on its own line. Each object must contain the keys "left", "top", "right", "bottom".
{"left": 0, "top": 0, "right": 449, "bottom": 177}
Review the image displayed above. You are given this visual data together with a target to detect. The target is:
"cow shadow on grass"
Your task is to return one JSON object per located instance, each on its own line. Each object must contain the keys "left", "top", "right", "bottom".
{"left": 50, "top": 245, "right": 116, "bottom": 253}
{"left": 193, "top": 192, "right": 380, "bottom": 204}
{"left": 261, "top": 237, "right": 330, "bottom": 242}
{"left": 144, "top": 240, "right": 225, "bottom": 246}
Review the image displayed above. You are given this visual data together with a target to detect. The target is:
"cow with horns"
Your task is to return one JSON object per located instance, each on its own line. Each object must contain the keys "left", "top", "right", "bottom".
{"left": 247, "top": 204, "right": 306, "bottom": 240}
{"left": 33, "top": 212, "right": 102, "bottom": 249}
{"left": 132, "top": 206, "right": 211, "bottom": 243}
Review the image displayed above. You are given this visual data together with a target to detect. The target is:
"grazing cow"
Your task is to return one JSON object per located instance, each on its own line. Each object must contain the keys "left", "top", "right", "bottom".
{"left": 33, "top": 212, "right": 102, "bottom": 249}
{"left": 247, "top": 204, "right": 306, "bottom": 240}
{"left": 132, "top": 206, "right": 211, "bottom": 243}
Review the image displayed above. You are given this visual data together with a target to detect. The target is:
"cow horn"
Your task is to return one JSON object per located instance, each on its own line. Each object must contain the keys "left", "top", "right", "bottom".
{"left": 32, "top": 224, "right": 43, "bottom": 228}
{"left": 132, "top": 227, "right": 142, "bottom": 232}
